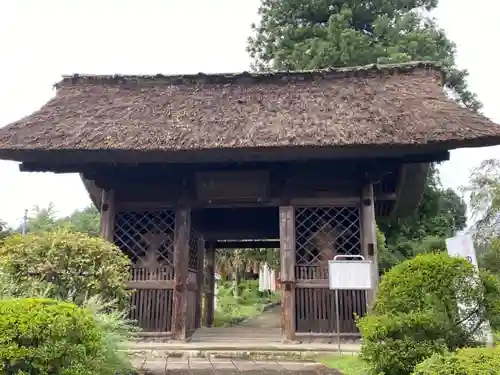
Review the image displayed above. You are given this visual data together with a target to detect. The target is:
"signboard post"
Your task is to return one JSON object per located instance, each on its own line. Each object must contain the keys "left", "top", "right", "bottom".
{"left": 446, "top": 234, "right": 494, "bottom": 346}
{"left": 329, "top": 255, "right": 373, "bottom": 353}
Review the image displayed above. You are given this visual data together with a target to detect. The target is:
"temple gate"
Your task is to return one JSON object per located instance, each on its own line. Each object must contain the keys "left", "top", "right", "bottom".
{"left": 1, "top": 61, "right": 499, "bottom": 342}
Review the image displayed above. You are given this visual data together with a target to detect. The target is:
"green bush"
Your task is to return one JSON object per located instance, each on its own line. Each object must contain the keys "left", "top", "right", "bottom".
{"left": 412, "top": 346, "right": 500, "bottom": 375}
{"left": 0, "top": 298, "right": 119, "bottom": 375}
{"left": 357, "top": 311, "right": 450, "bottom": 375}
{"left": 0, "top": 230, "right": 131, "bottom": 307}
{"left": 358, "top": 252, "right": 500, "bottom": 375}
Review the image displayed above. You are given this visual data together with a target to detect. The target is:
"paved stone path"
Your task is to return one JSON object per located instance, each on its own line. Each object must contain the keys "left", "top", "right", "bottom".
{"left": 133, "top": 357, "right": 343, "bottom": 374}
{"left": 236, "top": 304, "right": 281, "bottom": 329}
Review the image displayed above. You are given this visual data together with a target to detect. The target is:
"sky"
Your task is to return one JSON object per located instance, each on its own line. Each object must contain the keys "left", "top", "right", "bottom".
{"left": 0, "top": 0, "right": 499, "bottom": 227}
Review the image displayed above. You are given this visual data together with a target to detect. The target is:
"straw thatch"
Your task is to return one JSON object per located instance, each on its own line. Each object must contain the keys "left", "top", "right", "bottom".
{"left": 0, "top": 61, "right": 499, "bottom": 163}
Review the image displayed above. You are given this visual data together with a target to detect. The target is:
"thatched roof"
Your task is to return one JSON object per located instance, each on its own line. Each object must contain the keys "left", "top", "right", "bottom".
{"left": 1, "top": 61, "right": 499, "bottom": 164}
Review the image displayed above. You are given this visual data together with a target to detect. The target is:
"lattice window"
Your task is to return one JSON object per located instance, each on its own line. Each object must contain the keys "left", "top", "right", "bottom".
{"left": 295, "top": 207, "right": 361, "bottom": 266}
{"left": 114, "top": 210, "right": 175, "bottom": 267}
{"left": 188, "top": 228, "right": 199, "bottom": 271}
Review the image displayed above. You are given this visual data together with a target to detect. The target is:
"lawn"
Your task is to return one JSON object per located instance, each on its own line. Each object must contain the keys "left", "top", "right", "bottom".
{"left": 212, "top": 279, "right": 280, "bottom": 327}
{"left": 318, "top": 355, "right": 370, "bottom": 375}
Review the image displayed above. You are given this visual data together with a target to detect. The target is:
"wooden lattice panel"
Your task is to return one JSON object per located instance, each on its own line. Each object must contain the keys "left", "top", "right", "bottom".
{"left": 188, "top": 228, "right": 199, "bottom": 271}
{"left": 114, "top": 210, "right": 175, "bottom": 267}
{"left": 295, "top": 206, "right": 361, "bottom": 266}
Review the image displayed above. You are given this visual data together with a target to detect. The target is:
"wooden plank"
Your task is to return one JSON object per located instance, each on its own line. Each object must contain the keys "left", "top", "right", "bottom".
{"left": 206, "top": 240, "right": 280, "bottom": 249}
{"left": 99, "top": 189, "right": 115, "bottom": 241}
{"left": 203, "top": 242, "right": 216, "bottom": 328}
{"left": 195, "top": 235, "right": 205, "bottom": 329}
{"left": 171, "top": 208, "right": 191, "bottom": 341}
{"left": 279, "top": 206, "right": 296, "bottom": 342}
{"left": 279, "top": 206, "right": 295, "bottom": 281}
{"left": 296, "top": 280, "right": 329, "bottom": 288}
{"left": 126, "top": 281, "right": 174, "bottom": 290}
{"left": 361, "top": 182, "right": 379, "bottom": 308}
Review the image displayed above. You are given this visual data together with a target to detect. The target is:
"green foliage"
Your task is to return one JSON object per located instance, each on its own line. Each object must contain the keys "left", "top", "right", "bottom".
{"left": 357, "top": 253, "right": 500, "bottom": 375}
{"left": 248, "top": 0, "right": 481, "bottom": 111}
{"left": 461, "top": 159, "right": 500, "bottom": 244}
{"left": 21, "top": 203, "right": 100, "bottom": 237}
{"left": 412, "top": 347, "right": 500, "bottom": 375}
{"left": 358, "top": 311, "right": 450, "bottom": 375}
{"left": 379, "top": 167, "right": 467, "bottom": 271}
{"left": 0, "top": 220, "right": 12, "bottom": 244}
{"left": 213, "top": 280, "right": 279, "bottom": 327}
{"left": 0, "top": 298, "right": 106, "bottom": 375}
{"left": 0, "top": 229, "right": 131, "bottom": 308}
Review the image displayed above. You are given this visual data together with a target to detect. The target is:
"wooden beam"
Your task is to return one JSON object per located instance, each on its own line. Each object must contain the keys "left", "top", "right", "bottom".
{"left": 195, "top": 235, "right": 205, "bottom": 329}
{"left": 99, "top": 189, "right": 115, "bottom": 241}
{"left": 206, "top": 240, "right": 280, "bottom": 249}
{"left": 279, "top": 206, "right": 296, "bottom": 343}
{"left": 171, "top": 208, "right": 191, "bottom": 341}
{"left": 361, "top": 183, "right": 379, "bottom": 308}
{"left": 203, "top": 242, "right": 216, "bottom": 328}
{"left": 15, "top": 148, "right": 450, "bottom": 172}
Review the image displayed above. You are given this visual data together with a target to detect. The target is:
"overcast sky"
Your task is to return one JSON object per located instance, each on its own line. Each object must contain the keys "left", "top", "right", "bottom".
{"left": 0, "top": 0, "right": 499, "bottom": 227}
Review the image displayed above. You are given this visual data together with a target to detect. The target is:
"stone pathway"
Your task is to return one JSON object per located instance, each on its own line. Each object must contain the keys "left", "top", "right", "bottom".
{"left": 133, "top": 357, "right": 343, "bottom": 374}
{"left": 236, "top": 304, "right": 281, "bottom": 329}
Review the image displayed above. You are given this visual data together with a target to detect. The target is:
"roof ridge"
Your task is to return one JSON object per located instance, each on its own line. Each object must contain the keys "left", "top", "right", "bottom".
{"left": 55, "top": 60, "right": 443, "bottom": 88}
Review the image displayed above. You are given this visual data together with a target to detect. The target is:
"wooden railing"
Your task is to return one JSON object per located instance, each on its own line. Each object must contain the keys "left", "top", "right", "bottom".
{"left": 294, "top": 266, "right": 367, "bottom": 336}
{"left": 127, "top": 266, "right": 197, "bottom": 335}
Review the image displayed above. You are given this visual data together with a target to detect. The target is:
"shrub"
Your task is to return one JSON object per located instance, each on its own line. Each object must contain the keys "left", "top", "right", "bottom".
{"left": 412, "top": 346, "right": 500, "bottom": 375}
{"left": 358, "top": 252, "right": 500, "bottom": 375}
{"left": 0, "top": 298, "right": 114, "bottom": 375}
{"left": 0, "top": 230, "right": 131, "bottom": 307}
{"left": 358, "top": 311, "right": 450, "bottom": 375}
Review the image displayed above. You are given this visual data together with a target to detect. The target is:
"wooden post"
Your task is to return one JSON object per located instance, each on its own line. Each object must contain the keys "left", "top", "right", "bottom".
{"left": 99, "top": 189, "right": 115, "bottom": 242}
{"left": 361, "top": 182, "right": 379, "bottom": 307}
{"left": 279, "top": 206, "right": 296, "bottom": 342}
{"left": 203, "top": 242, "right": 215, "bottom": 328}
{"left": 172, "top": 208, "right": 191, "bottom": 341}
{"left": 195, "top": 235, "right": 205, "bottom": 329}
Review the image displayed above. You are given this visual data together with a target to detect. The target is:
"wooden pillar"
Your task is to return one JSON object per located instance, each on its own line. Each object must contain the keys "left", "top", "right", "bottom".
{"left": 195, "top": 235, "right": 205, "bottom": 329}
{"left": 203, "top": 242, "right": 216, "bottom": 328}
{"left": 172, "top": 208, "right": 191, "bottom": 341}
{"left": 361, "top": 182, "right": 379, "bottom": 307}
{"left": 279, "top": 206, "right": 296, "bottom": 342}
{"left": 99, "top": 189, "right": 115, "bottom": 242}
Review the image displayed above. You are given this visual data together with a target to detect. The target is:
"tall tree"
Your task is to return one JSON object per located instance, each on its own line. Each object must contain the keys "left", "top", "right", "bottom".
{"left": 248, "top": 0, "right": 481, "bottom": 111}
{"left": 460, "top": 159, "right": 500, "bottom": 274}
{"left": 248, "top": 0, "right": 470, "bottom": 269}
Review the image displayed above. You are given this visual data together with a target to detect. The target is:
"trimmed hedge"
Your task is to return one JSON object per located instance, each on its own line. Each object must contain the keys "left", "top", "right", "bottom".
{"left": 357, "top": 252, "right": 500, "bottom": 375}
{"left": 0, "top": 298, "right": 105, "bottom": 375}
{"left": 413, "top": 346, "right": 500, "bottom": 374}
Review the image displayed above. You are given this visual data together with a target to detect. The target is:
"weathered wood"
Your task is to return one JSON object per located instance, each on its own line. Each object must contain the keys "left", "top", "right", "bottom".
{"left": 279, "top": 206, "right": 296, "bottom": 342}
{"left": 126, "top": 280, "right": 197, "bottom": 291}
{"left": 196, "top": 170, "right": 270, "bottom": 202}
{"left": 195, "top": 235, "right": 205, "bottom": 329}
{"left": 171, "top": 208, "right": 191, "bottom": 341}
{"left": 99, "top": 189, "right": 115, "bottom": 241}
{"left": 279, "top": 206, "right": 295, "bottom": 282}
{"left": 203, "top": 243, "right": 216, "bottom": 328}
{"left": 361, "top": 182, "right": 379, "bottom": 308}
{"left": 206, "top": 240, "right": 280, "bottom": 249}
{"left": 18, "top": 149, "right": 450, "bottom": 173}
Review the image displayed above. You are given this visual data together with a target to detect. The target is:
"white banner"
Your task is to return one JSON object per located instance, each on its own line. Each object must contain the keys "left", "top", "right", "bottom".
{"left": 446, "top": 234, "right": 493, "bottom": 346}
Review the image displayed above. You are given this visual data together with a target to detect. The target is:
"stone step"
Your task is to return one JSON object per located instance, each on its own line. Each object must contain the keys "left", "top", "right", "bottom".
{"left": 126, "top": 341, "right": 360, "bottom": 362}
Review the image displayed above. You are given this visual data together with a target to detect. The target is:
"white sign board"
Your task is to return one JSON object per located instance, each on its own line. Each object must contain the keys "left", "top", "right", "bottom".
{"left": 446, "top": 234, "right": 494, "bottom": 346}
{"left": 328, "top": 260, "right": 373, "bottom": 290}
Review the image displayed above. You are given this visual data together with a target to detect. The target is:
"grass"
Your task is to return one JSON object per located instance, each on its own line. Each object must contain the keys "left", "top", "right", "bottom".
{"left": 318, "top": 355, "right": 370, "bottom": 375}
{"left": 212, "top": 279, "right": 280, "bottom": 327}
